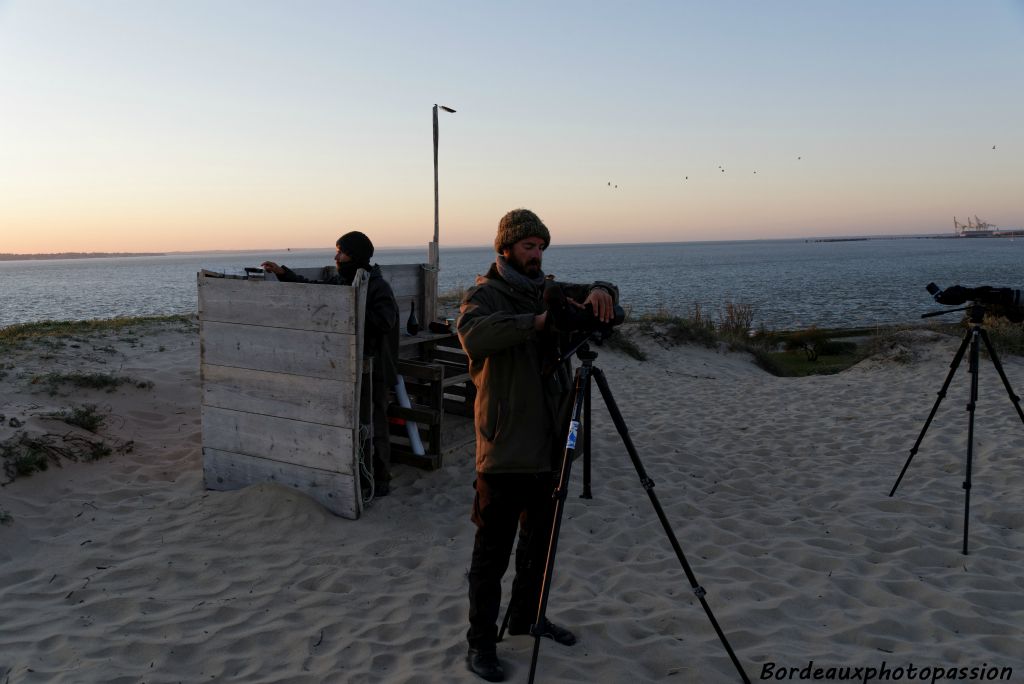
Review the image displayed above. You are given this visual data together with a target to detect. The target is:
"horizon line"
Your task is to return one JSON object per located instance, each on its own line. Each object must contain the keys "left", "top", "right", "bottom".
{"left": 1, "top": 231, "right": 963, "bottom": 259}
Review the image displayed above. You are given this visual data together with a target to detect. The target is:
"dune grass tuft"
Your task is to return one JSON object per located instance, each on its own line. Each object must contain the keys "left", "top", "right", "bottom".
{"left": 0, "top": 315, "right": 194, "bottom": 351}
{"left": 32, "top": 372, "right": 153, "bottom": 396}
{"left": 51, "top": 404, "right": 106, "bottom": 433}
{"left": 1, "top": 432, "right": 120, "bottom": 484}
{"left": 602, "top": 331, "right": 647, "bottom": 360}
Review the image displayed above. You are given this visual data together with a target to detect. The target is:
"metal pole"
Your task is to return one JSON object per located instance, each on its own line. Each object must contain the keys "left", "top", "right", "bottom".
{"left": 431, "top": 105, "right": 455, "bottom": 269}
{"left": 432, "top": 104, "right": 440, "bottom": 268}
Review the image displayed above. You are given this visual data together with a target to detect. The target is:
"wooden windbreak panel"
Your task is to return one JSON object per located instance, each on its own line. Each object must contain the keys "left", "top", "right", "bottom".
{"left": 197, "top": 273, "right": 367, "bottom": 519}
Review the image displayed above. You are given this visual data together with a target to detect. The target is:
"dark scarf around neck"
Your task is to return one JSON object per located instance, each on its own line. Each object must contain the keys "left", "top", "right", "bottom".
{"left": 495, "top": 255, "right": 545, "bottom": 293}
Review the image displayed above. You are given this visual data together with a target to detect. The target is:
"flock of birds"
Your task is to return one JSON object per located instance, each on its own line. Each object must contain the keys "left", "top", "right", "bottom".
{"left": 606, "top": 155, "right": 805, "bottom": 190}
{"left": 605, "top": 146, "right": 999, "bottom": 190}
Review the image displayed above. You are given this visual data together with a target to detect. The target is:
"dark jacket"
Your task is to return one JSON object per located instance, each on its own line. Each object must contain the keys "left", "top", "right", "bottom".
{"left": 278, "top": 264, "right": 400, "bottom": 387}
{"left": 457, "top": 264, "right": 617, "bottom": 474}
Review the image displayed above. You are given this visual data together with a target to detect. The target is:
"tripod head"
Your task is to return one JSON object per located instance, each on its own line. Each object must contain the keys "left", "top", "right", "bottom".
{"left": 541, "top": 284, "right": 625, "bottom": 370}
{"left": 541, "top": 331, "right": 602, "bottom": 376}
{"left": 921, "top": 303, "right": 987, "bottom": 325}
{"left": 561, "top": 333, "right": 600, "bottom": 364}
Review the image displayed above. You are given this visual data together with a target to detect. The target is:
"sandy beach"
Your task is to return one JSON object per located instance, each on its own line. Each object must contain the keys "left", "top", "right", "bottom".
{"left": 1, "top": 320, "right": 1022, "bottom": 683}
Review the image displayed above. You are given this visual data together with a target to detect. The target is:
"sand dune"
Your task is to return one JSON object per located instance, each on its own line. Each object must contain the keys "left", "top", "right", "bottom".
{"left": 2, "top": 322, "right": 1022, "bottom": 683}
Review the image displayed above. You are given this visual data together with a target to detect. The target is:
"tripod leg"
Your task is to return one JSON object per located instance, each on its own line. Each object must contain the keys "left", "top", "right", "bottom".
{"left": 581, "top": 366, "right": 593, "bottom": 499}
{"left": 890, "top": 330, "right": 972, "bottom": 497}
{"left": 979, "top": 329, "right": 1024, "bottom": 425}
{"left": 961, "top": 329, "right": 981, "bottom": 555}
{"left": 591, "top": 367, "right": 751, "bottom": 684}
{"left": 527, "top": 366, "right": 589, "bottom": 684}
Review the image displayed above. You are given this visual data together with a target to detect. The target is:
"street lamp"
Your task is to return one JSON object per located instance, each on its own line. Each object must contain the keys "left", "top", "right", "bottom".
{"left": 432, "top": 104, "right": 456, "bottom": 268}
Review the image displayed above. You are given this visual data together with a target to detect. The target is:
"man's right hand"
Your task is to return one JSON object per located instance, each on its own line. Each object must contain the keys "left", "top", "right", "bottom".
{"left": 260, "top": 261, "right": 285, "bottom": 275}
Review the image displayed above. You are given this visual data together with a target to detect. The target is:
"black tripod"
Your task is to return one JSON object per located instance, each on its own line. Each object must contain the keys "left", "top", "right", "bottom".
{"left": 499, "top": 335, "right": 750, "bottom": 683}
{"left": 889, "top": 302, "right": 1024, "bottom": 555}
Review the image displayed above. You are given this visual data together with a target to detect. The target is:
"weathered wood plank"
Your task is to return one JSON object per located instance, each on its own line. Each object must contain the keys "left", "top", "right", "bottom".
{"left": 202, "top": 364, "right": 355, "bottom": 428}
{"left": 201, "top": 321, "right": 357, "bottom": 381}
{"left": 289, "top": 266, "right": 336, "bottom": 281}
{"left": 387, "top": 404, "right": 440, "bottom": 424}
{"left": 379, "top": 264, "right": 423, "bottom": 299}
{"left": 203, "top": 448, "right": 361, "bottom": 519}
{"left": 198, "top": 275, "right": 356, "bottom": 332}
{"left": 391, "top": 445, "right": 441, "bottom": 470}
{"left": 431, "top": 348, "right": 468, "bottom": 365}
{"left": 277, "top": 263, "right": 431, "bottom": 334}
{"left": 202, "top": 406, "right": 353, "bottom": 474}
{"left": 350, "top": 270, "right": 369, "bottom": 452}
{"left": 440, "top": 372, "right": 471, "bottom": 387}
{"left": 396, "top": 359, "right": 445, "bottom": 381}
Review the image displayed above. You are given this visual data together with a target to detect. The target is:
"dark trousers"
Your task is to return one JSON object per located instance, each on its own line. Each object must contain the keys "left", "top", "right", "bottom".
{"left": 370, "top": 377, "right": 391, "bottom": 484}
{"left": 360, "top": 374, "right": 392, "bottom": 486}
{"left": 467, "top": 471, "right": 556, "bottom": 651}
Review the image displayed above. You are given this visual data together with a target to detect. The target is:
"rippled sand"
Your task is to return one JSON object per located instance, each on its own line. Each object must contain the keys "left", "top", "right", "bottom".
{"left": 1, "top": 324, "right": 1022, "bottom": 683}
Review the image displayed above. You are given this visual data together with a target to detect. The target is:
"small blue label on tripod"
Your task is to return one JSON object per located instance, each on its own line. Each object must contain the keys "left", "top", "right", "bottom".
{"left": 566, "top": 420, "right": 579, "bottom": 449}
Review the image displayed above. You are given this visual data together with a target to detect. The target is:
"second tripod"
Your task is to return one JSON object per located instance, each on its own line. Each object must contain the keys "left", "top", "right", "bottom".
{"left": 889, "top": 302, "right": 1024, "bottom": 555}
{"left": 511, "top": 341, "right": 750, "bottom": 683}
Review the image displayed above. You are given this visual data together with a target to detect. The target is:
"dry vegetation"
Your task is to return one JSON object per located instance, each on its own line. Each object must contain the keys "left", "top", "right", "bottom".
{"left": 604, "top": 302, "right": 1024, "bottom": 377}
{"left": 0, "top": 314, "right": 193, "bottom": 350}
{"left": 0, "top": 317, "right": 183, "bottom": 508}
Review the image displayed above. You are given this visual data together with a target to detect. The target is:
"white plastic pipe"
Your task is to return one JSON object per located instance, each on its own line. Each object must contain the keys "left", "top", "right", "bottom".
{"left": 394, "top": 375, "right": 425, "bottom": 456}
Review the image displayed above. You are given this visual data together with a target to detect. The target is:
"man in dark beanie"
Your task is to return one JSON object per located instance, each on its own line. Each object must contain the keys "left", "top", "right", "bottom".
{"left": 457, "top": 208, "right": 617, "bottom": 681}
{"left": 262, "top": 231, "right": 400, "bottom": 497}
{"left": 335, "top": 231, "right": 375, "bottom": 275}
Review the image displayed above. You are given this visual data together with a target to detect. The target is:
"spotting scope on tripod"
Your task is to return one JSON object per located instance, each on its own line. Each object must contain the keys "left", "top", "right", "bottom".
{"left": 889, "top": 282, "right": 1024, "bottom": 555}
{"left": 500, "top": 285, "right": 750, "bottom": 683}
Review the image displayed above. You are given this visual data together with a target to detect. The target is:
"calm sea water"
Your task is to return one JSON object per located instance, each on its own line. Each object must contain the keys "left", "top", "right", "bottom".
{"left": 2, "top": 238, "right": 1022, "bottom": 331}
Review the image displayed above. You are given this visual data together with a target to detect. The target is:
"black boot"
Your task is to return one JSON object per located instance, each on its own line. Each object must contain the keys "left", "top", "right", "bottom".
{"left": 466, "top": 647, "right": 504, "bottom": 682}
{"left": 508, "top": 617, "right": 577, "bottom": 646}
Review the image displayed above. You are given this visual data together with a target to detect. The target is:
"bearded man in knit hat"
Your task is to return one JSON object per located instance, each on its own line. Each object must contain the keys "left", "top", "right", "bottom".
{"left": 262, "top": 231, "right": 399, "bottom": 497}
{"left": 457, "top": 208, "right": 618, "bottom": 681}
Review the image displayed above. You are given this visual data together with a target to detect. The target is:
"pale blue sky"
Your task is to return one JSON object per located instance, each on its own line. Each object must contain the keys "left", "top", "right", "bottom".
{"left": 1, "top": 1, "right": 1022, "bottom": 252}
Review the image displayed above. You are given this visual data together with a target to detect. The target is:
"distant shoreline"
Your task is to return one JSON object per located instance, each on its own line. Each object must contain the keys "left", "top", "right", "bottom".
{"left": 808, "top": 235, "right": 954, "bottom": 243}
{"left": 0, "top": 234, "right": 960, "bottom": 261}
{"left": 0, "top": 252, "right": 166, "bottom": 261}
